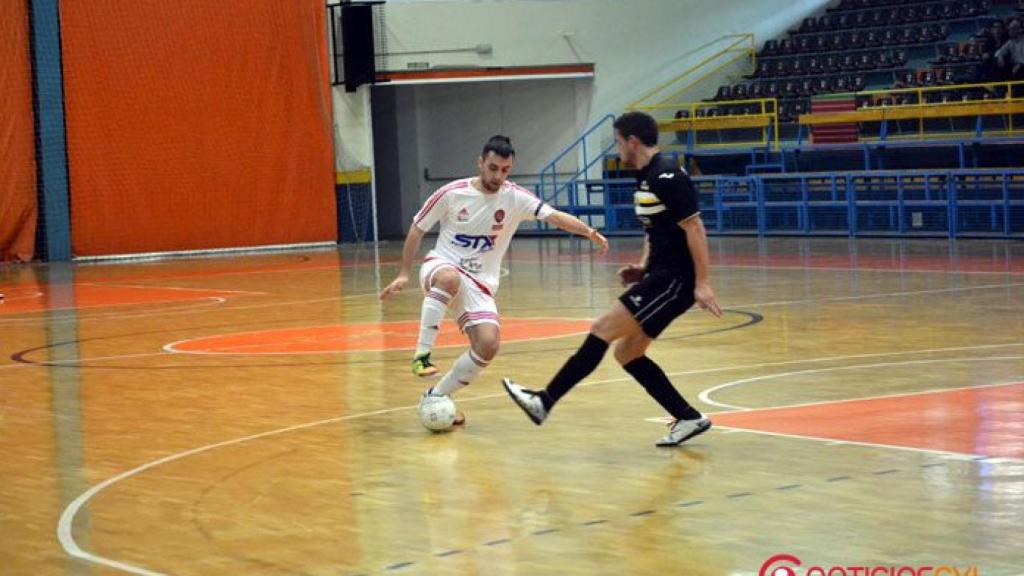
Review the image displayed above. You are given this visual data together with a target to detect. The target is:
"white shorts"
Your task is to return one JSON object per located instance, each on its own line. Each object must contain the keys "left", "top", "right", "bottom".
{"left": 419, "top": 257, "right": 500, "bottom": 332}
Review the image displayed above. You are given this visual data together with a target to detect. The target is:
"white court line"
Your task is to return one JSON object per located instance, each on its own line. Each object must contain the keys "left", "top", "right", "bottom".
{"left": 699, "top": 356, "right": 1024, "bottom": 409}
{"left": 728, "top": 281, "right": 1024, "bottom": 309}
{"left": 0, "top": 291, "right": 44, "bottom": 302}
{"left": 0, "top": 298, "right": 227, "bottom": 325}
{"left": 0, "top": 292, "right": 379, "bottom": 325}
{"left": 77, "top": 282, "right": 268, "bottom": 296}
{"left": 57, "top": 404, "right": 416, "bottom": 576}
{"left": 648, "top": 380, "right": 1024, "bottom": 462}
{"left": 708, "top": 426, "right": 1007, "bottom": 462}
{"left": 56, "top": 349, "right": 1024, "bottom": 574}
{"left": 0, "top": 297, "right": 229, "bottom": 326}
{"left": 642, "top": 416, "right": 1003, "bottom": 461}
{"left": 713, "top": 263, "right": 1024, "bottom": 277}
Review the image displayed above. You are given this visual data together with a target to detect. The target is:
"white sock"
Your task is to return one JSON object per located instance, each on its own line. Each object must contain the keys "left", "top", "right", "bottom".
{"left": 432, "top": 349, "right": 489, "bottom": 396}
{"left": 416, "top": 288, "right": 452, "bottom": 357}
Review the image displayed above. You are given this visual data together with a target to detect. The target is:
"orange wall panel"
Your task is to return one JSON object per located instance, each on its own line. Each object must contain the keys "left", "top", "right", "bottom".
{"left": 0, "top": 0, "right": 38, "bottom": 262}
{"left": 62, "top": 1, "right": 335, "bottom": 255}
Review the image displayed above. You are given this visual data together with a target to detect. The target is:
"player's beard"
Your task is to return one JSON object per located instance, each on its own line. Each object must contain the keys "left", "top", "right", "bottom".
{"left": 483, "top": 179, "right": 501, "bottom": 193}
{"left": 619, "top": 150, "right": 635, "bottom": 168}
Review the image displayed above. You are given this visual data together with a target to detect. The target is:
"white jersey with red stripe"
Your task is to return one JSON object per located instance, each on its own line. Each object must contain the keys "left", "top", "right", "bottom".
{"left": 412, "top": 177, "right": 554, "bottom": 294}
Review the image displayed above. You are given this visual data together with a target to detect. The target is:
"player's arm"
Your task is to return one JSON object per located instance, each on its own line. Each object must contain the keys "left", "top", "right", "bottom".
{"left": 656, "top": 169, "right": 722, "bottom": 316}
{"left": 379, "top": 224, "right": 426, "bottom": 301}
{"left": 639, "top": 237, "right": 650, "bottom": 269}
{"left": 382, "top": 185, "right": 449, "bottom": 301}
{"left": 679, "top": 214, "right": 722, "bottom": 317}
{"left": 542, "top": 209, "right": 608, "bottom": 255}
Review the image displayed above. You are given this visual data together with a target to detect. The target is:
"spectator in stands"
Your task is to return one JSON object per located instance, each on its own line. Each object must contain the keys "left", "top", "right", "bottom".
{"left": 919, "top": 25, "right": 937, "bottom": 44}
{"left": 896, "top": 70, "right": 917, "bottom": 89}
{"left": 995, "top": 19, "right": 1024, "bottom": 79}
{"left": 936, "top": 42, "right": 961, "bottom": 64}
{"left": 673, "top": 109, "right": 688, "bottom": 145}
{"left": 972, "top": 30, "right": 998, "bottom": 79}
{"left": 989, "top": 20, "right": 1009, "bottom": 52}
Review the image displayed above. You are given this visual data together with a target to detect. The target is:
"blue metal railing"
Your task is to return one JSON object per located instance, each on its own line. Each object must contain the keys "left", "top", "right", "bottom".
{"left": 548, "top": 168, "right": 1024, "bottom": 238}
{"left": 536, "top": 114, "right": 617, "bottom": 208}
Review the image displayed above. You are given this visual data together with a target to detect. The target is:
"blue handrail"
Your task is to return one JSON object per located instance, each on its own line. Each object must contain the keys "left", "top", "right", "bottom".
{"left": 537, "top": 114, "right": 617, "bottom": 206}
{"left": 549, "top": 167, "right": 1023, "bottom": 238}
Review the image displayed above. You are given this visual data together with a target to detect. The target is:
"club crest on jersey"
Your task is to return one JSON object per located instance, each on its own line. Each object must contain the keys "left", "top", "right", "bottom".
{"left": 453, "top": 234, "right": 497, "bottom": 251}
{"left": 457, "top": 208, "right": 470, "bottom": 222}
{"left": 494, "top": 209, "right": 506, "bottom": 223}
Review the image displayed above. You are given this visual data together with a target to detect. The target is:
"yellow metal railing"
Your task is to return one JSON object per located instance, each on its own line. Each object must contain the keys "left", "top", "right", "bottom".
{"left": 625, "top": 33, "right": 770, "bottom": 150}
{"left": 632, "top": 98, "right": 780, "bottom": 151}
{"left": 628, "top": 34, "right": 756, "bottom": 110}
{"left": 800, "top": 80, "right": 1024, "bottom": 139}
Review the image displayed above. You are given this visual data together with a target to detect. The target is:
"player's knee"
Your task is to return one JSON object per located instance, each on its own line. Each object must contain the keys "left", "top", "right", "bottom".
{"left": 473, "top": 336, "right": 500, "bottom": 361}
{"left": 432, "top": 270, "right": 460, "bottom": 295}
{"left": 613, "top": 342, "right": 636, "bottom": 365}
{"left": 590, "top": 314, "right": 613, "bottom": 340}
{"left": 590, "top": 314, "right": 623, "bottom": 342}
{"left": 613, "top": 337, "right": 644, "bottom": 365}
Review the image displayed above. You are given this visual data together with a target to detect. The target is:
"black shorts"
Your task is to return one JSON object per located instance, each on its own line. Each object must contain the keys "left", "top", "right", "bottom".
{"left": 618, "top": 273, "right": 695, "bottom": 338}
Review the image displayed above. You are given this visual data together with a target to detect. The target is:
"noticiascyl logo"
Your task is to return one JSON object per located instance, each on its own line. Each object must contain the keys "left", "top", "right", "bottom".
{"left": 758, "top": 554, "right": 980, "bottom": 576}
{"left": 759, "top": 554, "right": 802, "bottom": 576}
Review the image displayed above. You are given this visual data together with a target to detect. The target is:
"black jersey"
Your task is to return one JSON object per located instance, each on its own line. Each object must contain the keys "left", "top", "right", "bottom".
{"left": 633, "top": 153, "right": 699, "bottom": 278}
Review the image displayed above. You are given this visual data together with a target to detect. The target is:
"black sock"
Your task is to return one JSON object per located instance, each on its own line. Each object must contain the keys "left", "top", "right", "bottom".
{"left": 542, "top": 334, "right": 609, "bottom": 409}
{"left": 623, "top": 356, "right": 701, "bottom": 421}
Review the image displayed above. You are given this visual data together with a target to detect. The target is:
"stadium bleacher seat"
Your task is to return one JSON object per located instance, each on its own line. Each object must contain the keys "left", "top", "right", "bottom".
{"left": 721, "top": 0, "right": 1007, "bottom": 127}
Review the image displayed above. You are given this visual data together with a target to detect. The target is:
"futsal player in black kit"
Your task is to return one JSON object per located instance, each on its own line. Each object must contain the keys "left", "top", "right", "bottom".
{"left": 503, "top": 111, "right": 723, "bottom": 446}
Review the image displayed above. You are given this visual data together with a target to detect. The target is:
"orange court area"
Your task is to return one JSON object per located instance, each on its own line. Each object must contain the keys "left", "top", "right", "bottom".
{"left": 715, "top": 382, "right": 1024, "bottom": 460}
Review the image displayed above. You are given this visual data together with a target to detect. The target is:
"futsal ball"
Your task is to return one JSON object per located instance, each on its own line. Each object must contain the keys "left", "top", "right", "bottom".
{"left": 418, "top": 394, "right": 457, "bottom": 432}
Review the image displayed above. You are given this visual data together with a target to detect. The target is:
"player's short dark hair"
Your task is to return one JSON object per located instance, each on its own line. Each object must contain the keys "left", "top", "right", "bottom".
{"left": 613, "top": 112, "right": 659, "bottom": 147}
{"left": 482, "top": 135, "right": 515, "bottom": 159}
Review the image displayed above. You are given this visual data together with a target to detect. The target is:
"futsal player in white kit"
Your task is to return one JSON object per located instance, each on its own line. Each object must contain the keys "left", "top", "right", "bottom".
{"left": 379, "top": 135, "right": 608, "bottom": 423}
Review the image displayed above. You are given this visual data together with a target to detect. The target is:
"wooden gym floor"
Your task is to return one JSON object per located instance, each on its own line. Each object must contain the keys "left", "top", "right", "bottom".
{"left": 1, "top": 236, "right": 1022, "bottom": 576}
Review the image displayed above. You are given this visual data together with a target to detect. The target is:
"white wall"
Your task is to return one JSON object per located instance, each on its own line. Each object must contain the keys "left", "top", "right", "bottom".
{"left": 332, "top": 89, "right": 373, "bottom": 171}
{"left": 378, "top": 0, "right": 829, "bottom": 117}
{"left": 333, "top": 0, "right": 831, "bottom": 237}
{"left": 413, "top": 77, "right": 592, "bottom": 182}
